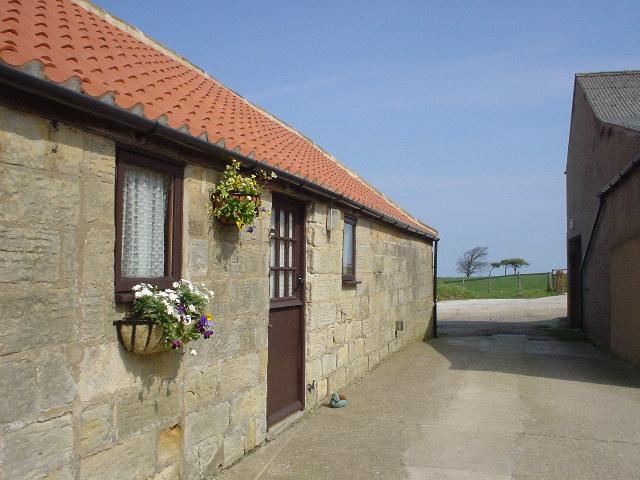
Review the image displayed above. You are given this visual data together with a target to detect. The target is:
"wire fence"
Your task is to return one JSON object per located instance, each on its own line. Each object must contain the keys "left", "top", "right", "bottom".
{"left": 440, "top": 272, "right": 547, "bottom": 284}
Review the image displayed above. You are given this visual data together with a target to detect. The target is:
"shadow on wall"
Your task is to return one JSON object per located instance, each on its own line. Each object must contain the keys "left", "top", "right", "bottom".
{"left": 116, "top": 346, "right": 182, "bottom": 396}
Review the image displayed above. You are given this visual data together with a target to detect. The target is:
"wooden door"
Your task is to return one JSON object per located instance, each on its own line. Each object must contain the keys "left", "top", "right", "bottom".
{"left": 567, "top": 235, "right": 583, "bottom": 328}
{"left": 267, "top": 195, "right": 305, "bottom": 427}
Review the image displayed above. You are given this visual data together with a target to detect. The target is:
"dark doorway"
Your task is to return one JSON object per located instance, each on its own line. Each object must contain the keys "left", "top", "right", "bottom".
{"left": 267, "top": 194, "right": 305, "bottom": 427}
{"left": 567, "top": 235, "right": 583, "bottom": 328}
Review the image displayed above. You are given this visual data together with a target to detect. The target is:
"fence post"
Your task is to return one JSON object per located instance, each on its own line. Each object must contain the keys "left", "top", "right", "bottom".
{"left": 547, "top": 272, "right": 553, "bottom": 291}
{"left": 517, "top": 273, "right": 521, "bottom": 291}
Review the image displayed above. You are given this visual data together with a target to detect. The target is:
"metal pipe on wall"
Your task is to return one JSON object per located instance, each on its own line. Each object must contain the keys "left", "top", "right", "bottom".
{"left": 432, "top": 238, "right": 440, "bottom": 338}
{"left": 578, "top": 151, "right": 640, "bottom": 329}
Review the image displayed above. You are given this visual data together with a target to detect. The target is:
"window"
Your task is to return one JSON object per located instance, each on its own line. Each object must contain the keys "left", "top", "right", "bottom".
{"left": 342, "top": 215, "right": 356, "bottom": 282}
{"left": 115, "top": 149, "right": 183, "bottom": 300}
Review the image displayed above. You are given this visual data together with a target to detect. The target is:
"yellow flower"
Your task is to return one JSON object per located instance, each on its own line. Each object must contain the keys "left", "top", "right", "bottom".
{"left": 235, "top": 219, "right": 245, "bottom": 230}
{"left": 206, "top": 314, "right": 212, "bottom": 321}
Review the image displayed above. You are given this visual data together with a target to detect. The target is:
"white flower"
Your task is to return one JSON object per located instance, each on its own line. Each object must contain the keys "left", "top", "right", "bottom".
{"left": 209, "top": 290, "right": 215, "bottom": 298}
{"left": 183, "top": 316, "right": 192, "bottom": 325}
{"left": 189, "top": 349, "right": 197, "bottom": 356}
{"left": 135, "top": 288, "right": 153, "bottom": 298}
{"left": 188, "top": 304, "right": 196, "bottom": 313}
{"left": 247, "top": 195, "right": 252, "bottom": 200}
{"left": 132, "top": 284, "right": 142, "bottom": 291}
{"left": 172, "top": 281, "right": 180, "bottom": 288}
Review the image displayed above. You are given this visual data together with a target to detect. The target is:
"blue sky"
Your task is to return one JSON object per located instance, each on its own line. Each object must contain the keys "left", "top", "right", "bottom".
{"left": 96, "top": 0, "right": 639, "bottom": 275}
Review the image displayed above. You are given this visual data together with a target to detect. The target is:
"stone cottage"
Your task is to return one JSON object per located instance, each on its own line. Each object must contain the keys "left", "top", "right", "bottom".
{"left": 0, "top": 1, "right": 437, "bottom": 478}
{"left": 566, "top": 71, "right": 640, "bottom": 366}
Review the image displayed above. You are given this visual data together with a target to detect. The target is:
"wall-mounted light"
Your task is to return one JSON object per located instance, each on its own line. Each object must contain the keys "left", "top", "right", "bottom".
{"left": 327, "top": 208, "right": 339, "bottom": 232}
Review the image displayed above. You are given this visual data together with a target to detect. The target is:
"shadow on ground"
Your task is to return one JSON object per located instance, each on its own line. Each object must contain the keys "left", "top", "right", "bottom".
{"left": 432, "top": 298, "right": 640, "bottom": 389}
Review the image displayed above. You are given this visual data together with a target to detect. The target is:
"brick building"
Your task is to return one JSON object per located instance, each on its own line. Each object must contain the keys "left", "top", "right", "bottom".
{"left": 566, "top": 70, "right": 640, "bottom": 366}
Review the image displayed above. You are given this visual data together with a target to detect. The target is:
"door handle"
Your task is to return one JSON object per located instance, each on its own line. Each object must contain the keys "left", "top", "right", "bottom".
{"left": 268, "top": 324, "right": 273, "bottom": 329}
{"left": 296, "top": 274, "right": 304, "bottom": 289}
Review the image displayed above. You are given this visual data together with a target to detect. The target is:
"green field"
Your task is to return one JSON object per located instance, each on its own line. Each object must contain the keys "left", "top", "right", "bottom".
{"left": 438, "top": 273, "right": 561, "bottom": 300}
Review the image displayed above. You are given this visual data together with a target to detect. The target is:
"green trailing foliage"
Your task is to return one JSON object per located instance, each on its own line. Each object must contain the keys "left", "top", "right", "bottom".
{"left": 209, "top": 159, "right": 277, "bottom": 230}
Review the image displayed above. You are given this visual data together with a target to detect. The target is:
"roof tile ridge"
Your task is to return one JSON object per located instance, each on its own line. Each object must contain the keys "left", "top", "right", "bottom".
{"left": 67, "top": 2, "right": 377, "bottom": 172}
{"left": 572, "top": 79, "right": 640, "bottom": 138}
{"left": 316, "top": 148, "right": 434, "bottom": 231}
{"left": 68, "top": 0, "right": 436, "bottom": 235}
{"left": 575, "top": 77, "right": 607, "bottom": 125}
{"left": 576, "top": 70, "right": 640, "bottom": 78}
{"left": 70, "top": 0, "right": 214, "bottom": 79}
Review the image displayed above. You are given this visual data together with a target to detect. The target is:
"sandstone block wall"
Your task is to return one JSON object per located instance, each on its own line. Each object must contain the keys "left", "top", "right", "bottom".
{"left": 0, "top": 104, "right": 434, "bottom": 478}
{"left": 303, "top": 203, "right": 434, "bottom": 407}
{"left": 0, "top": 105, "right": 270, "bottom": 479}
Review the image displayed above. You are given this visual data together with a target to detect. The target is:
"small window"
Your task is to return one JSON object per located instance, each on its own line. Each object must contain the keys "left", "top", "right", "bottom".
{"left": 115, "top": 149, "right": 183, "bottom": 299}
{"left": 342, "top": 215, "right": 356, "bottom": 282}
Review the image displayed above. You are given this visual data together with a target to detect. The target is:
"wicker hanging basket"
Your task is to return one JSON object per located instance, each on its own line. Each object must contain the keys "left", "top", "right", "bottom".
{"left": 113, "top": 319, "right": 165, "bottom": 354}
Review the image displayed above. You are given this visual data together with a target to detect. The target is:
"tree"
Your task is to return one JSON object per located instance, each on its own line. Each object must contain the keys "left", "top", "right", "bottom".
{"left": 488, "top": 262, "right": 501, "bottom": 292}
{"left": 488, "top": 262, "right": 501, "bottom": 277}
{"left": 500, "top": 258, "right": 530, "bottom": 275}
{"left": 456, "top": 247, "right": 489, "bottom": 277}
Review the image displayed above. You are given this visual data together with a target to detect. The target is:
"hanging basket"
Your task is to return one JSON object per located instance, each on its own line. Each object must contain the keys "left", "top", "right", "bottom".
{"left": 113, "top": 319, "right": 165, "bottom": 354}
{"left": 210, "top": 191, "right": 261, "bottom": 226}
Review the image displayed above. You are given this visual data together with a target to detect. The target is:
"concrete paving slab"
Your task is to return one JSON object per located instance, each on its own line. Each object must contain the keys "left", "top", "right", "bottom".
{"left": 405, "top": 466, "right": 513, "bottom": 480}
{"left": 220, "top": 297, "right": 640, "bottom": 480}
{"left": 514, "top": 434, "right": 640, "bottom": 480}
{"left": 403, "top": 424, "right": 518, "bottom": 477}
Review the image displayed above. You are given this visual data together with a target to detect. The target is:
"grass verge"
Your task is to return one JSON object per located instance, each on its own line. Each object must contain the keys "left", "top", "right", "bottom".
{"left": 438, "top": 273, "right": 561, "bottom": 300}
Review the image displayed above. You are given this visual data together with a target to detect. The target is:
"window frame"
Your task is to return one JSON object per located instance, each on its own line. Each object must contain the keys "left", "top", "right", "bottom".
{"left": 114, "top": 148, "right": 183, "bottom": 302}
{"left": 342, "top": 215, "right": 357, "bottom": 284}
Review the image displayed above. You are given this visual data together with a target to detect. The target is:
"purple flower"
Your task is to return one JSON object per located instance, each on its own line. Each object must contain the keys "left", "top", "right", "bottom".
{"left": 171, "top": 339, "right": 182, "bottom": 349}
{"left": 177, "top": 304, "right": 186, "bottom": 314}
{"left": 246, "top": 226, "right": 255, "bottom": 233}
{"left": 195, "top": 315, "right": 209, "bottom": 333}
{"left": 203, "top": 330, "right": 213, "bottom": 339}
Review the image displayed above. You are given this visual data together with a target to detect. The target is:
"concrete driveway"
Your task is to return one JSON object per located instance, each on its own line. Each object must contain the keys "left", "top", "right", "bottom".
{"left": 220, "top": 296, "right": 640, "bottom": 479}
{"left": 438, "top": 295, "right": 568, "bottom": 336}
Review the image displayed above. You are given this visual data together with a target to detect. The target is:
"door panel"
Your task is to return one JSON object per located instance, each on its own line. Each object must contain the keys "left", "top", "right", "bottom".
{"left": 267, "top": 195, "right": 305, "bottom": 427}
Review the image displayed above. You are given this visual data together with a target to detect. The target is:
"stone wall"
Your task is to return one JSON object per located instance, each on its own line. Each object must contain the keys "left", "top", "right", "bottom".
{"left": 303, "top": 204, "right": 434, "bottom": 407}
{"left": 0, "top": 104, "right": 271, "bottom": 479}
{"left": 0, "top": 104, "right": 434, "bottom": 478}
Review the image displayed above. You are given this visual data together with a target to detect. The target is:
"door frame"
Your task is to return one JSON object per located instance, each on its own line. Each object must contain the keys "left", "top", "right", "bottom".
{"left": 567, "top": 234, "right": 583, "bottom": 329}
{"left": 267, "top": 192, "right": 307, "bottom": 427}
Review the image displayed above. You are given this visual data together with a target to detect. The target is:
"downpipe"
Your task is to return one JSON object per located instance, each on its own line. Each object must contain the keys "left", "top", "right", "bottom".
{"left": 578, "top": 152, "right": 640, "bottom": 328}
{"left": 432, "top": 237, "right": 439, "bottom": 338}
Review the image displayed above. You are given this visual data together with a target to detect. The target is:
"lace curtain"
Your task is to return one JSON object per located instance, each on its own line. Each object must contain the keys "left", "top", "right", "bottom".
{"left": 121, "top": 164, "right": 170, "bottom": 278}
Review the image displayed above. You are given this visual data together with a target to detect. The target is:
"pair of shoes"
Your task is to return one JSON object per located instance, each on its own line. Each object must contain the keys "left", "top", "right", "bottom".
{"left": 330, "top": 392, "right": 348, "bottom": 408}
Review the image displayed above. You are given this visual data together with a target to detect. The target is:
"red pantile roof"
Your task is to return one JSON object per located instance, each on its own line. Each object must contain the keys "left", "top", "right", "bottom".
{"left": 0, "top": 0, "right": 434, "bottom": 235}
